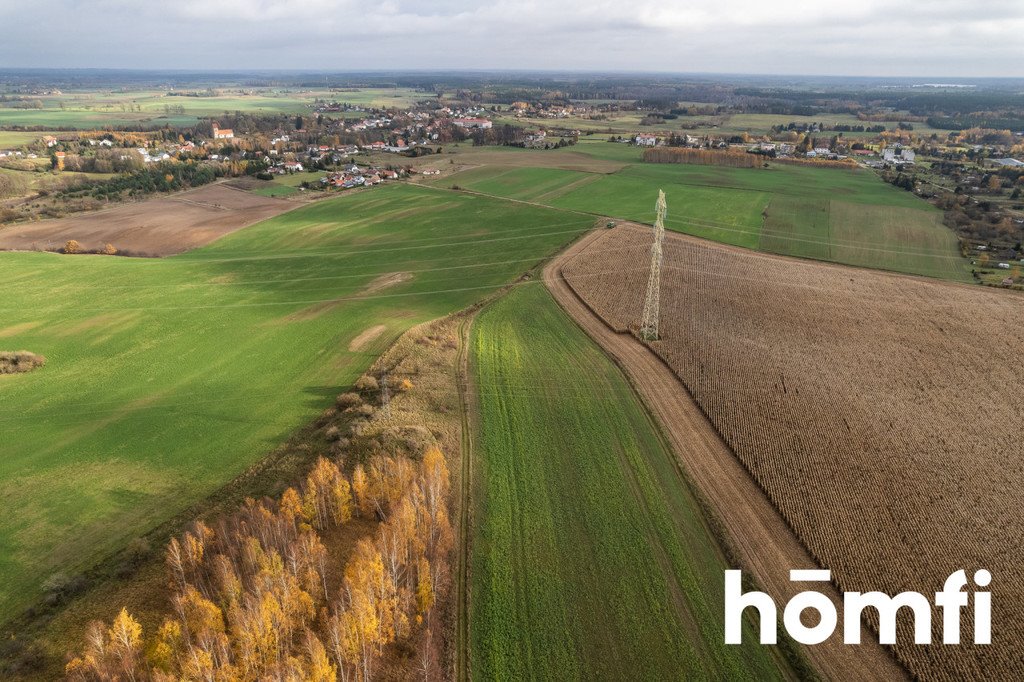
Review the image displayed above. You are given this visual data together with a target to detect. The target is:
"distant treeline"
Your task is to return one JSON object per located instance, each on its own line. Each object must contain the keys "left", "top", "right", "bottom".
{"left": 734, "top": 87, "right": 1024, "bottom": 115}
{"left": 58, "top": 162, "right": 230, "bottom": 201}
{"left": 772, "top": 122, "right": 888, "bottom": 133}
{"left": 643, "top": 147, "right": 760, "bottom": 168}
{"left": 927, "top": 116, "right": 1024, "bottom": 132}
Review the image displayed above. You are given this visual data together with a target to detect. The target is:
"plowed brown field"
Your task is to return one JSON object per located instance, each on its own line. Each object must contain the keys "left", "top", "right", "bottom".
{"left": 0, "top": 183, "right": 295, "bottom": 256}
{"left": 560, "top": 223, "right": 1024, "bottom": 681}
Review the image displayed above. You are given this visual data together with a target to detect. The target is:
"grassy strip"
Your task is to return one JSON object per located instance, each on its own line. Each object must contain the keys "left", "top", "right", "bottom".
{"left": 468, "top": 283, "right": 790, "bottom": 680}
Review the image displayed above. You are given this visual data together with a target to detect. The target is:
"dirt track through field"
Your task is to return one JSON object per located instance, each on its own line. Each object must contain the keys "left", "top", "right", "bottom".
{"left": 543, "top": 230, "right": 907, "bottom": 681}
{"left": 0, "top": 183, "right": 296, "bottom": 256}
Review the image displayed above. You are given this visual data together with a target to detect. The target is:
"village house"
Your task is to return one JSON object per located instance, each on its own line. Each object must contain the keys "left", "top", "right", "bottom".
{"left": 634, "top": 133, "right": 659, "bottom": 147}
{"left": 524, "top": 131, "right": 547, "bottom": 148}
{"left": 136, "top": 148, "right": 171, "bottom": 163}
{"left": 384, "top": 138, "right": 411, "bottom": 153}
{"left": 452, "top": 117, "right": 493, "bottom": 129}
{"left": 881, "top": 146, "right": 915, "bottom": 164}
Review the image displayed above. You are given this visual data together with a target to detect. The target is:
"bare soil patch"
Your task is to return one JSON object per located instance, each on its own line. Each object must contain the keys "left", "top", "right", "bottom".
{"left": 559, "top": 223, "right": 1024, "bottom": 679}
{"left": 363, "top": 271, "right": 412, "bottom": 294}
{"left": 348, "top": 324, "right": 387, "bottom": 352}
{"left": 0, "top": 184, "right": 295, "bottom": 256}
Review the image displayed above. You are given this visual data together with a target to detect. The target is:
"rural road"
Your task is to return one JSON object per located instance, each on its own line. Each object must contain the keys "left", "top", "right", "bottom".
{"left": 543, "top": 229, "right": 908, "bottom": 682}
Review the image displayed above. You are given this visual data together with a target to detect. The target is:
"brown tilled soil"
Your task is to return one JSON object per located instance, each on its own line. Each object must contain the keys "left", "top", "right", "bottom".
{"left": 0, "top": 184, "right": 295, "bottom": 256}
{"left": 558, "top": 223, "right": 1024, "bottom": 680}
{"left": 546, "top": 229, "right": 907, "bottom": 682}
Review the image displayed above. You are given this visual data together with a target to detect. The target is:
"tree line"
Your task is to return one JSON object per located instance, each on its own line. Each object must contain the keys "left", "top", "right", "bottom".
{"left": 643, "top": 147, "right": 761, "bottom": 168}
{"left": 66, "top": 444, "right": 453, "bottom": 681}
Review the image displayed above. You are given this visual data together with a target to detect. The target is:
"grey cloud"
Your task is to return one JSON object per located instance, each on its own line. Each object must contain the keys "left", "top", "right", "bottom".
{"left": 0, "top": 0, "right": 1020, "bottom": 76}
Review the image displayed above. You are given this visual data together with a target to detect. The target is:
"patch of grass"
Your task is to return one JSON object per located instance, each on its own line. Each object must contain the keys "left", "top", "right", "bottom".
{"left": 827, "top": 200, "right": 969, "bottom": 281}
{"left": 469, "top": 284, "right": 789, "bottom": 680}
{"left": 0, "top": 184, "right": 593, "bottom": 620}
{"left": 549, "top": 170, "right": 770, "bottom": 249}
{"left": 446, "top": 166, "right": 595, "bottom": 203}
{"left": 760, "top": 196, "right": 832, "bottom": 260}
{"left": 250, "top": 184, "right": 300, "bottom": 198}
{"left": 0, "top": 131, "right": 56, "bottom": 149}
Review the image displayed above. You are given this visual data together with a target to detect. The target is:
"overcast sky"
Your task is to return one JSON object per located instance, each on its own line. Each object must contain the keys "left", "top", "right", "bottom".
{"left": 1, "top": 0, "right": 1022, "bottom": 77}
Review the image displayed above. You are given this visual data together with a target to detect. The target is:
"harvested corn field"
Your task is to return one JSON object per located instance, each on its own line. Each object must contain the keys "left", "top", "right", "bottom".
{"left": 560, "top": 223, "right": 1024, "bottom": 680}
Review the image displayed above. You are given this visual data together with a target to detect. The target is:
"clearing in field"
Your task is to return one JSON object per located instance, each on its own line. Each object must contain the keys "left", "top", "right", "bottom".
{"left": 562, "top": 223, "right": 1024, "bottom": 680}
{"left": 0, "top": 184, "right": 296, "bottom": 255}
{"left": 468, "top": 284, "right": 790, "bottom": 680}
{"left": 0, "top": 184, "right": 593, "bottom": 620}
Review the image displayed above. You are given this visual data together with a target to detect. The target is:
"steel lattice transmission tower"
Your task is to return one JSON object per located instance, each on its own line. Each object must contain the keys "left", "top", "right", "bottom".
{"left": 639, "top": 190, "right": 667, "bottom": 341}
{"left": 380, "top": 371, "right": 392, "bottom": 421}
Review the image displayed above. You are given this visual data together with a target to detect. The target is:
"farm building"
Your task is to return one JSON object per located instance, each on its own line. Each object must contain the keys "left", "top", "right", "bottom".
{"left": 634, "top": 133, "right": 659, "bottom": 147}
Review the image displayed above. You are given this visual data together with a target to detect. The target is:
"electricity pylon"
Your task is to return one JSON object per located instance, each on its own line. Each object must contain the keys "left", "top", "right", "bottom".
{"left": 380, "top": 371, "right": 392, "bottom": 421}
{"left": 639, "top": 190, "right": 667, "bottom": 341}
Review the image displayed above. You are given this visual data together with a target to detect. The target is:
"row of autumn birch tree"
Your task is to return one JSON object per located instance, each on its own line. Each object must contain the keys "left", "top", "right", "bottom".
{"left": 66, "top": 447, "right": 453, "bottom": 681}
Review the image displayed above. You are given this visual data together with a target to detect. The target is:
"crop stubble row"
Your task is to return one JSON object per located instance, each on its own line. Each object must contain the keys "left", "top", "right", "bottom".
{"left": 561, "top": 224, "right": 1024, "bottom": 680}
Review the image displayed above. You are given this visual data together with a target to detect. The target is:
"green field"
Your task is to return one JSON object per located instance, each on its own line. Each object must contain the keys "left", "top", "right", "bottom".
{"left": 0, "top": 109, "right": 200, "bottom": 129}
{"left": 0, "top": 131, "right": 57, "bottom": 149}
{"left": 469, "top": 284, "right": 790, "bottom": 680}
{"left": 438, "top": 149, "right": 969, "bottom": 280}
{"left": 0, "top": 184, "right": 593, "bottom": 619}
{"left": 0, "top": 87, "right": 427, "bottom": 129}
{"left": 248, "top": 171, "right": 325, "bottom": 197}
{"left": 447, "top": 166, "right": 600, "bottom": 203}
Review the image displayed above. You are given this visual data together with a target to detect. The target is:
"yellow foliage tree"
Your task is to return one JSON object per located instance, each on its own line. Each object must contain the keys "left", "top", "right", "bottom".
{"left": 352, "top": 464, "right": 370, "bottom": 518}
{"left": 281, "top": 486, "right": 304, "bottom": 527}
{"left": 66, "top": 608, "right": 144, "bottom": 681}
{"left": 416, "top": 557, "right": 434, "bottom": 616}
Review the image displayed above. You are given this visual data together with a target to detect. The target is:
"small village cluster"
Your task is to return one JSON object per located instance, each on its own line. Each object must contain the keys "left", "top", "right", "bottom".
{"left": 632, "top": 132, "right": 922, "bottom": 164}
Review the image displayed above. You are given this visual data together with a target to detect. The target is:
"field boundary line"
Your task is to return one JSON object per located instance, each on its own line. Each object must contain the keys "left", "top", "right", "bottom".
{"left": 455, "top": 311, "right": 476, "bottom": 682}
